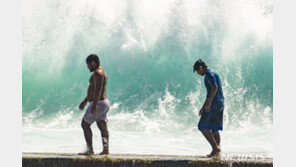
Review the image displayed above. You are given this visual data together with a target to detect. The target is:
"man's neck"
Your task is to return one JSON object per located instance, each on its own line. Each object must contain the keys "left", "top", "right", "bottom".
{"left": 203, "top": 68, "right": 209, "bottom": 75}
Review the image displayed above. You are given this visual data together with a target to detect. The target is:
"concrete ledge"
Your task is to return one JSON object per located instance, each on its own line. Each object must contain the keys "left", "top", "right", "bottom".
{"left": 22, "top": 153, "right": 273, "bottom": 167}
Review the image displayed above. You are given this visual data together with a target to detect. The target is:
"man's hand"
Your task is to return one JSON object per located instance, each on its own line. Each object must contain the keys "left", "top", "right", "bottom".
{"left": 199, "top": 108, "right": 203, "bottom": 117}
{"left": 79, "top": 100, "right": 87, "bottom": 110}
{"left": 91, "top": 104, "right": 98, "bottom": 115}
{"left": 204, "top": 101, "right": 211, "bottom": 112}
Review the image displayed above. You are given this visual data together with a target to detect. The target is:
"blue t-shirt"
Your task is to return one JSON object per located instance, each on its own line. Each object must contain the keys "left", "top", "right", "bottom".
{"left": 204, "top": 69, "right": 224, "bottom": 111}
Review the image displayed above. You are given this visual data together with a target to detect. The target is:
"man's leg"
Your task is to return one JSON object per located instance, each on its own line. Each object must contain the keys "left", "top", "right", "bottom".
{"left": 80, "top": 119, "right": 94, "bottom": 154}
{"left": 212, "top": 131, "right": 220, "bottom": 146}
{"left": 97, "top": 120, "right": 109, "bottom": 155}
{"left": 201, "top": 129, "right": 221, "bottom": 157}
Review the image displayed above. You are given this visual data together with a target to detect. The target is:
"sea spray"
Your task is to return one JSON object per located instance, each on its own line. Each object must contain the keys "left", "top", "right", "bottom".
{"left": 23, "top": 0, "right": 273, "bottom": 156}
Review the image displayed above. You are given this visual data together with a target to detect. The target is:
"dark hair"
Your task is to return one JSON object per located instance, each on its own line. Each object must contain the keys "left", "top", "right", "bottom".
{"left": 193, "top": 59, "right": 207, "bottom": 72}
{"left": 86, "top": 54, "right": 100, "bottom": 65}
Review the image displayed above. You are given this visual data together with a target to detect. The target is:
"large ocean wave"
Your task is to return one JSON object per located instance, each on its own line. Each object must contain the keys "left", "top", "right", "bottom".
{"left": 22, "top": 0, "right": 273, "bottom": 156}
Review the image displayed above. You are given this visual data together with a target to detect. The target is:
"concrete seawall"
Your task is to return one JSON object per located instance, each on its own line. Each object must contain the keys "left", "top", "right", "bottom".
{"left": 23, "top": 153, "right": 273, "bottom": 167}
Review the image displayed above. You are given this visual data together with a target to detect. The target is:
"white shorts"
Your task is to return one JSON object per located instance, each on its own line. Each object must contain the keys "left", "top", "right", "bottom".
{"left": 83, "top": 99, "right": 110, "bottom": 124}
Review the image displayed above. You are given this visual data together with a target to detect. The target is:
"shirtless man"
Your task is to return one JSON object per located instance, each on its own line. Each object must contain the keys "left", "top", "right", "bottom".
{"left": 193, "top": 59, "right": 225, "bottom": 157}
{"left": 78, "top": 54, "right": 110, "bottom": 155}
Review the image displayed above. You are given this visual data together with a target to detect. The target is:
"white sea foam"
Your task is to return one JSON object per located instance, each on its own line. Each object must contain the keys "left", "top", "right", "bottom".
{"left": 23, "top": 86, "right": 272, "bottom": 156}
{"left": 23, "top": 0, "right": 273, "bottom": 156}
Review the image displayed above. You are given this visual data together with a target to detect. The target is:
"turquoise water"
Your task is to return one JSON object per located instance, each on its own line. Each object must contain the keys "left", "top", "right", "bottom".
{"left": 22, "top": 0, "right": 273, "bottom": 156}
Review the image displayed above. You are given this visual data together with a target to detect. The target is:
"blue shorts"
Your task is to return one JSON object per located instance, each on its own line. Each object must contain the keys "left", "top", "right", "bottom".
{"left": 198, "top": 108, "right": 224, "bottom": 132}
{"left": 83, "top": 99, "right": 110, "bottom": 125}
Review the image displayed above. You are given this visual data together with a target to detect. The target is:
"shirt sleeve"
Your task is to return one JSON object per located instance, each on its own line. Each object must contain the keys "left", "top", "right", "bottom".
{"left": 206, "top": 72, "right": 218, "bottom": 87}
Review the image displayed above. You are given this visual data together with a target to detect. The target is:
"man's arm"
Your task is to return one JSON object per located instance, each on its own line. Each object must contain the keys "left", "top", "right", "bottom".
{"left": 92, "top": 72, "right": 104, "bottom": 111}
{"left": 204, "top": 85, "right": 218, "bottom": 112}
{"left": 199, "top": 98, "right": 208, "bottom": 116}
{"left": 83, "top": 97, "right": 87, "bottom": 102}
{"left": 204, "top": 72, "right": 219, "bottom": 112}
{"left": 79, "top": 97, "right": 88, "bottom": 110}
{"left": 201, "top": 98, "right": 207, "bottom": 110}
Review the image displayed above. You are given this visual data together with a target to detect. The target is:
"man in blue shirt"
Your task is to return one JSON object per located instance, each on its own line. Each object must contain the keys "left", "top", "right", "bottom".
{"left": 193, "top": 59, "right": 224, "bottom": 157}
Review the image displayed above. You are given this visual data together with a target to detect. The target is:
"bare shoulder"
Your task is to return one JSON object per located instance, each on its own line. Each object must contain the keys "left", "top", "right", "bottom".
{"left": 94, "top": 67, "right": 105, "bottom": 78}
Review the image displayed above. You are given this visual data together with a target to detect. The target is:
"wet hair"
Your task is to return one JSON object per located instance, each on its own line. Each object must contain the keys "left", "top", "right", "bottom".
{"left": 193, "top": 59, "right": 207, "bottom": 72}
{"left": 86, "top": 54, "right": 100, "bottom": 65}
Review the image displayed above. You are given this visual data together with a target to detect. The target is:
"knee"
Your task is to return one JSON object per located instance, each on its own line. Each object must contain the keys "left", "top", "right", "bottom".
{"left": 200, "top": 129, "right": 206, "bottom": 133}
{"left": 212, "top": 131, "right": 219, "bottom": 134}
{"left": 97, "top": 121, "right": 108, "bottom": 134}
{"left": 201, "top": 129, "right": 211, "bottom": 135}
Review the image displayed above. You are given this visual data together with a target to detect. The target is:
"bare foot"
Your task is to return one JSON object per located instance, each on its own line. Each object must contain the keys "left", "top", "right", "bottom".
{"left": 99, "top": 150, "right": 109, "bottom": 155}
{"left": 206, "top": 150, "right": 214, "bottom": 157}
{"left": 78, "top": 149, "right": 94, "bottom": 155}
{"left": 208, "top": 147, "right": 221, "bottom": 157}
